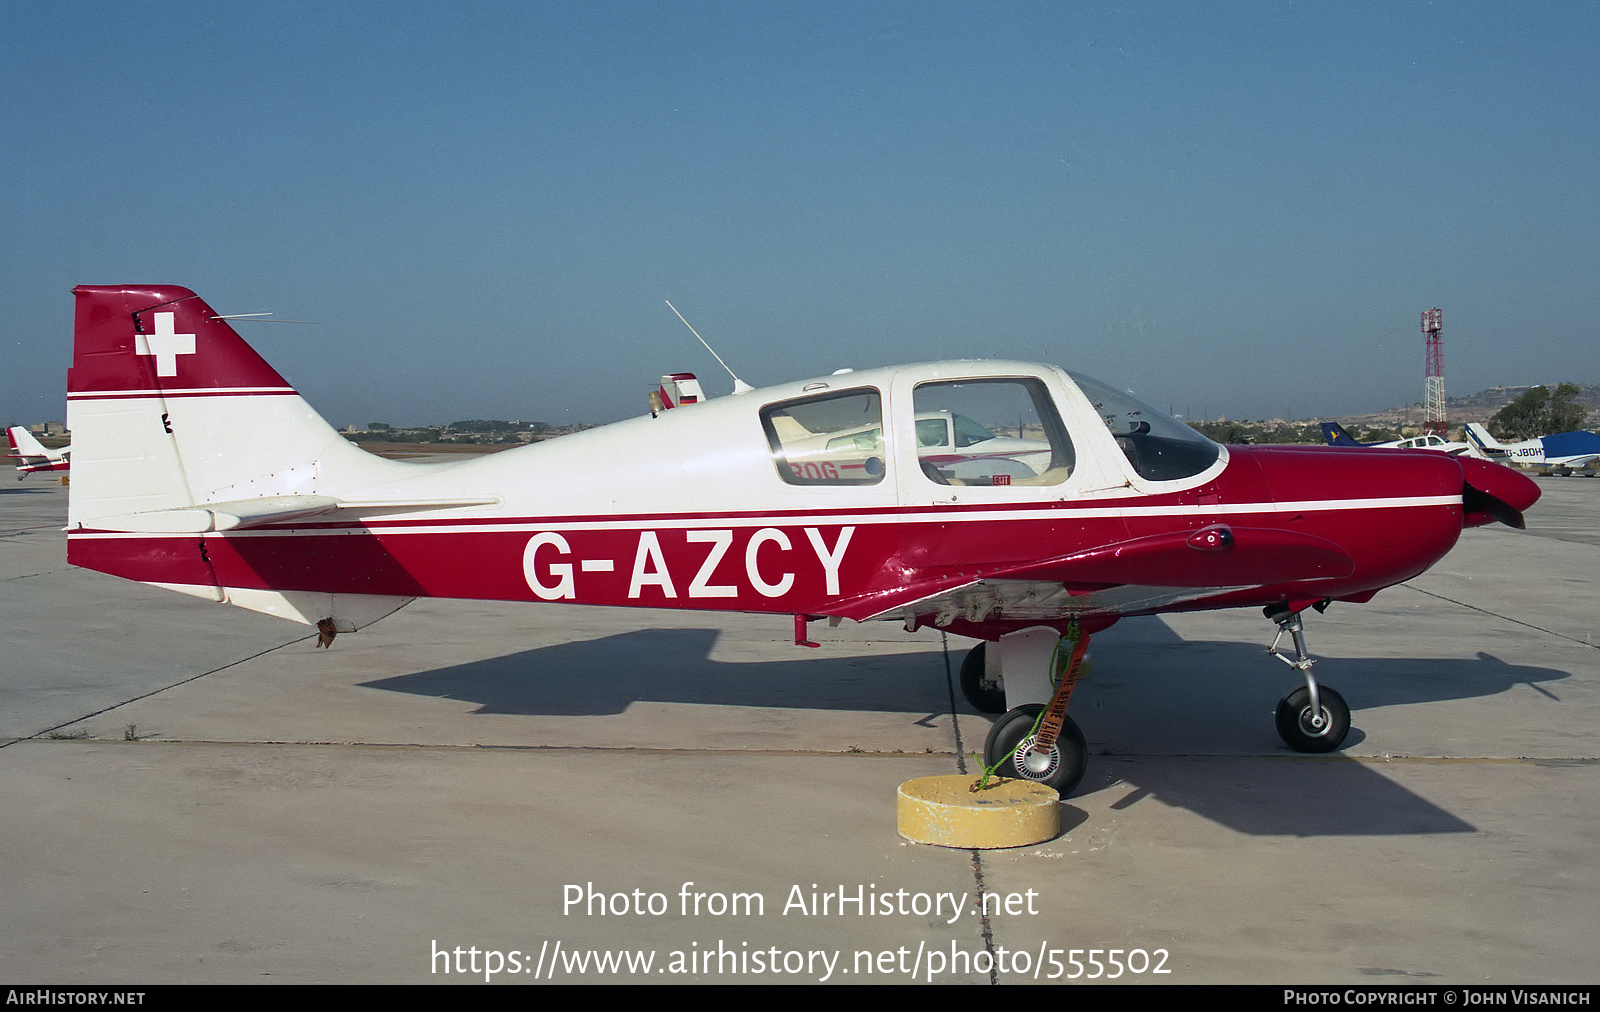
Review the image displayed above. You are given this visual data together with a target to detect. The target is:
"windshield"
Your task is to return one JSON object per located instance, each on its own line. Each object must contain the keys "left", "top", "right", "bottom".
{"left": 1068, "top": 371, "right": 1221, "bottom": 482}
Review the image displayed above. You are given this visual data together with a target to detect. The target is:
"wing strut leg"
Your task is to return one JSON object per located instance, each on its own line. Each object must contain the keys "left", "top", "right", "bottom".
{"left": 974, "top": 629, "right": 1091, "bottom": 797}
{"left": 1268, "top": 610, "right": 1320, "bottom": 722}
{"left": 1265, "top": 605, "right": 1352, "bottom": 753}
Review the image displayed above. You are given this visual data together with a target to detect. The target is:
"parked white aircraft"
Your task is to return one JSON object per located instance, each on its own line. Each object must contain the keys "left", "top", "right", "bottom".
{"left": 6, "top": 426, "right": 70, "bottom": 478}
{"left": 1318, "top": 423, "right": 1473, "bottom": 457}
{"left": 1464, "top": 423, "right": 1600, "bottom": 476}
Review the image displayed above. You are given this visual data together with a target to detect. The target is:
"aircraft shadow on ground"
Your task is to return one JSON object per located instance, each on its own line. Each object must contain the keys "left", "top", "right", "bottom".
{"left": 1081, "top": 758, "right": 1479, "bottom": 836}
{"left": 361, "top": 628, "right": 952, "bottom": 716}
{"left": 1075, "top": 616, "right": 1572, "bottom": 728}
{"left": 361, "top": 619, "right": 1571, "bottom": 724}
{"left": 361, "top": 619, "right": 1573, "bottom": 836}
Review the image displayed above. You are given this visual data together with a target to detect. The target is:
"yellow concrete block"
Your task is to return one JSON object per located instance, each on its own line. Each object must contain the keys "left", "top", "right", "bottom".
{"left": 897, "top": 774, "right": 1059, "bottom": 849}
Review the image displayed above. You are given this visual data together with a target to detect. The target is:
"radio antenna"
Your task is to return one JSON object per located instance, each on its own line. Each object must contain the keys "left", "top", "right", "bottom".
{"left": 209, "top": 313, "right": 321, "bottom": 324}
{"left": 665, "top": 300, "right": 752, "bottom": 394}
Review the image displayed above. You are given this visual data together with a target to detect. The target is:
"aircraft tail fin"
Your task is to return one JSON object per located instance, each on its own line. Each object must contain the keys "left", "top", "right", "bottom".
{"left": 66, "top": 285, "right": 421, "bottom": 630}
{"left": 1464, "top": 423, "right": 1507, "bottom": 455}
{"left": 66, "top": 285, "right": 397, "bottom": 529}
{"left": 1319, "top": 422, "right": 1365, "bottom": 448}
{"left": 7, "top": 426, "right": 52, "bottom": 458}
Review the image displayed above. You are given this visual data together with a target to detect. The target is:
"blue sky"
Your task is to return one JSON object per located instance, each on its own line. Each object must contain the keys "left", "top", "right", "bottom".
{"left": 3, "top": 1, "right": 1596, "bottom": 428}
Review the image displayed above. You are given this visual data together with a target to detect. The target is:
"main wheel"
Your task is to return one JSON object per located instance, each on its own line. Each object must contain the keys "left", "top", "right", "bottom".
{"left": 982, "top": 704, "right": 1088, "bottom": 798}
{"left": 1275, "top": 685, "right": 1350, "bottom": 753}
{"left": 959, "top": 642, "right": 1006, "bottom": 714}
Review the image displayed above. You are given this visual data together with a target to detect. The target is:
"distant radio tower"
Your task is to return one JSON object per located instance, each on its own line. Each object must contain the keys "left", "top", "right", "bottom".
{"left": 1421, "top": 307, "right": 1445, "bottom": 436}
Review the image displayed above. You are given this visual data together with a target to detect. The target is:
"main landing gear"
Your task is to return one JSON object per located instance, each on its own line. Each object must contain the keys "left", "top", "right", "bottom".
{"left": 968, "top": 605, "right": 1352, "bottom": 798}
{"left": 959, "top": 642, "right": 1006, "bottom": 714}
{"left": 1266, "top": 604, "right": 1351, "bottom": 753}
{"left": 983, "top": 705, "right": 1088, "bottom": 798}
{"left": 976, "top": 628, "right": 1091, "bottom": 799}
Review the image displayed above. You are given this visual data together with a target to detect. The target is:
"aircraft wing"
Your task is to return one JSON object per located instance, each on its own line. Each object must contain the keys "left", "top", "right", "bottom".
{"left": 829, "top": 525, "right": 1355, "bottom": 623}
{"left": 1553, "top": 453, "right": 1600, "bottom": 469}
{"left": 842, "top": 577, "right": 1256, "bottom": 627}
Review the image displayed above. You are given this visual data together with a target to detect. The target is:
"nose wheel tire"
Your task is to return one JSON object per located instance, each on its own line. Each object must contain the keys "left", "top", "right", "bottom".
{"left": 959, "top": 642, "right": 1006, "bottom": 714}
{"left": 1275, "top": 685, "right": 1350, "bottom": 753}
{"left": 983, "top": 704, "right": 1088, "bottom": 798}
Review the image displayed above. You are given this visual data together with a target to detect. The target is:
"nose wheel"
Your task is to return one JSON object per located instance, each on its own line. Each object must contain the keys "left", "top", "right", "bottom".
{"left": 1275, "top": 684, "right": 1350, "bottom": 753}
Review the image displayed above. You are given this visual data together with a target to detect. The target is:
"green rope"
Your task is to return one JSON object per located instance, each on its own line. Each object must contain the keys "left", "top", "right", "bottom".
{"left": 972, "top": 706, "right": 1047, "bottom": 792}
{"left": 970, "top": 620, "right": 1083, "bottom": 793}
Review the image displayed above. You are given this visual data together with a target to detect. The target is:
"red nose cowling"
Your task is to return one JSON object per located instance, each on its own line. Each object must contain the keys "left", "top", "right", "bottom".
{"left": 1459, "top": 455, "right": 1541, "bottom": 529}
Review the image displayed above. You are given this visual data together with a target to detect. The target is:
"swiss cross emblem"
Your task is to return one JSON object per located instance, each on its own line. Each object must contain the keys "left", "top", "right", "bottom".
{"left": 135, "top": 312, "right": 196, "bottom": 378}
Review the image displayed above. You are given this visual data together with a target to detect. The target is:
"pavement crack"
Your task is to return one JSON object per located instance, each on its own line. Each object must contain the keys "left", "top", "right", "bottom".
{"left": 1401, "top": 583, "right": 1598, "bottom": 650}
{"left": 940, "top": 631, "right": 969, "bottom": 775}
{"left": 943, "top": 632, "right": 998, "bottom": 984}
{"left": 1, "top": 634, "right": 310, "bottom": 750}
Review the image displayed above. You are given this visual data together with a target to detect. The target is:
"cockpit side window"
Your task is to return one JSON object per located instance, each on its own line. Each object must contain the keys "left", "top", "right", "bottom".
{"left": 911, "top": 379, "right": 1074, "bottom": 486}
{"left": 761, "top": 388, "right": 886, "bottom": 486}
{"left": 1068, "top": 371, "right": 1221, "bottom": 482}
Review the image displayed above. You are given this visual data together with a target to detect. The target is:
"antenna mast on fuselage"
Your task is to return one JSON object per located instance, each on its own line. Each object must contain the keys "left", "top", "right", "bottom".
{"left": 665, "top": 300, "right": 752, "bottom": 395}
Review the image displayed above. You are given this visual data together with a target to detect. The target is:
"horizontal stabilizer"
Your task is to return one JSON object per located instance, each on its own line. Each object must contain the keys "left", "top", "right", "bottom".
{"left": 334, "top": 496, "right": 502, "bottom": 515}
{"left": 83, "top": 494, "right": 500, "bottom": 533}
{"left": 86, "top": 495, "right": 341, "bottom": 532}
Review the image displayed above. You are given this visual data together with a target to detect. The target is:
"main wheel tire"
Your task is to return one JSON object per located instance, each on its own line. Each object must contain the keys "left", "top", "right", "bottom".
{"left": 959, "top": 642, "right": 1006, "bottom": 714}
{"left": 982, "top": 704, "right": 1088, "bottom": 798}
{"left": 1275, "top": 685, "right": 1351, "bottom": 753}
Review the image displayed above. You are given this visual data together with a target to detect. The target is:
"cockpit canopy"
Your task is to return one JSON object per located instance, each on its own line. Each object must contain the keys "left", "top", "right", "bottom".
{"left": 758, "top": 364, "right": 1220, "bottom": 489}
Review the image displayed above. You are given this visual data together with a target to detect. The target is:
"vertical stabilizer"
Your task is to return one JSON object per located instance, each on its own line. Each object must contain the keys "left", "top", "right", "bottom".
{"left": 1463, "top": 423, "right": 1508, "bottom": 456}
{"left": 7, "top": 426, "right": 53, "bottom": 458}
{"left": 66, "top": 285, "right": 418, "bottom": 630}
{"left": 1319, "top": 422, "right": 1365, "bottom": 448}
{"left": 66, "top": 285, "right": 390, "bottom": 528}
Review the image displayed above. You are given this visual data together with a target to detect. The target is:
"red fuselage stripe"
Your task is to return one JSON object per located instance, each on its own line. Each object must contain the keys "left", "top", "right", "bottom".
{"left": 67, "top": 502, "right": 1464, "bottom": 619}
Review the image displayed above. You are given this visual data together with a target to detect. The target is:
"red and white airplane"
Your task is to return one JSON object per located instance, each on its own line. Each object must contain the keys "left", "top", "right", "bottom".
{"left": 64, "top": 285, "right": 1540, "bottom": 796}
{"left": 7, "top": 426, "right": 70, "bottom": 478}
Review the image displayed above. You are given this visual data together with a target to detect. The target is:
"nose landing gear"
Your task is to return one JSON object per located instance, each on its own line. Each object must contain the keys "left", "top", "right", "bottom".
{"left": 1266, "top": 605, "right": 1351, "bottom": 753}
